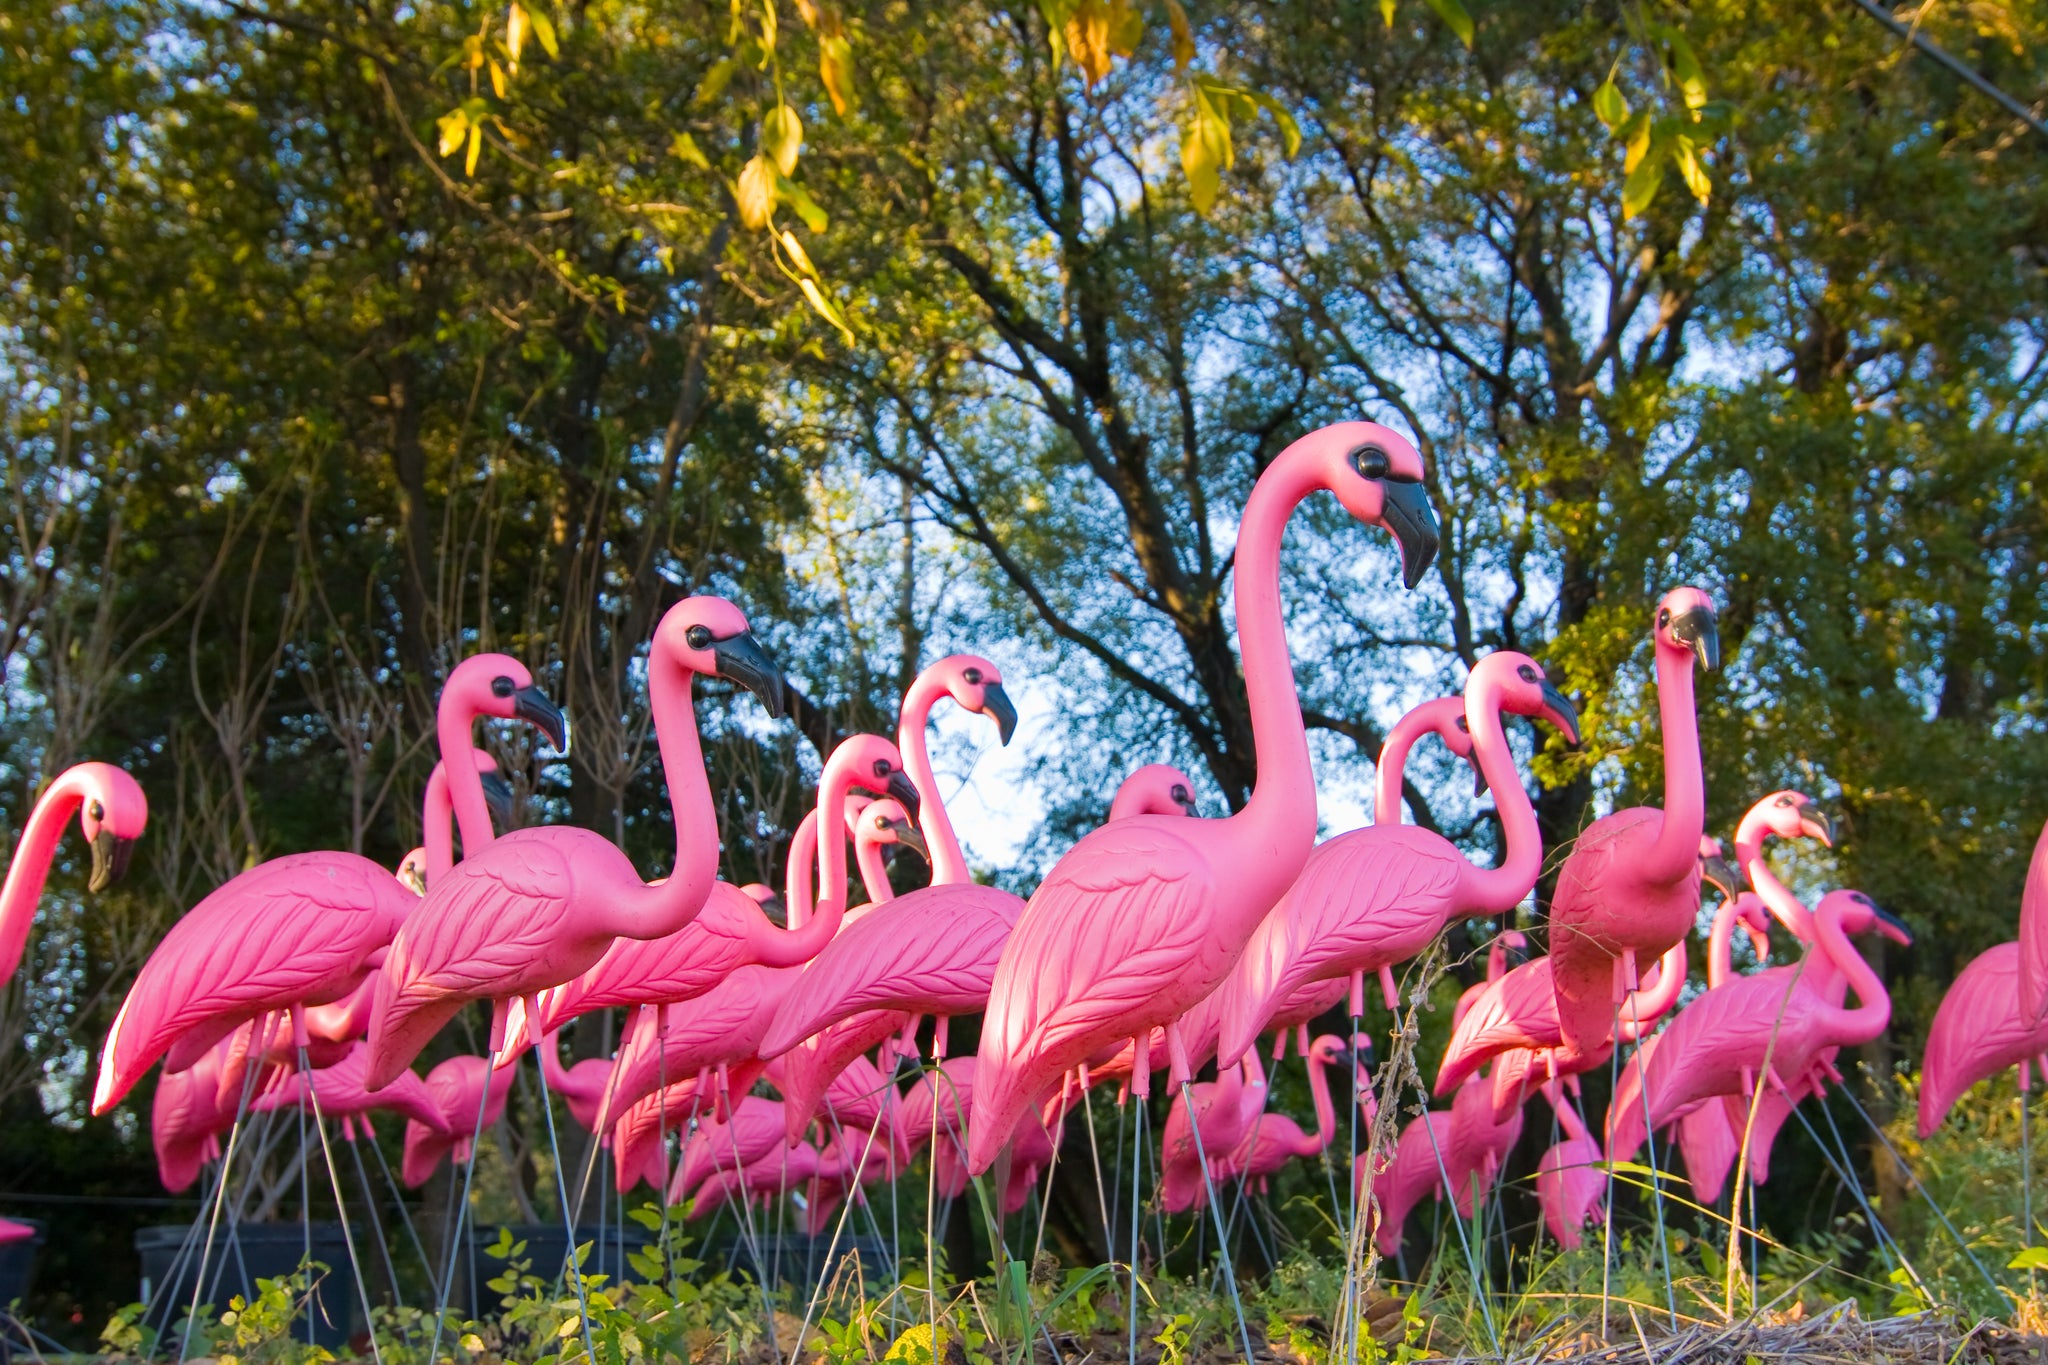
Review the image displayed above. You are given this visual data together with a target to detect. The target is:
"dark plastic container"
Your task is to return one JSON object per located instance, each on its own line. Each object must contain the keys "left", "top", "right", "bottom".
{"left": 135, "top": 1222, "right": 359, "bottom": 1349}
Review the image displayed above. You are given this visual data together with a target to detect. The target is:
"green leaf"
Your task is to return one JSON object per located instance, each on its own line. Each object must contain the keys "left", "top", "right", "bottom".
{"left": 777, "top": 174, "right": 829, "bottom": 231}
{"left": 2009, "top": 1247, "right": 2048, "bottom": 1269}
{"left": 1621, "top": 145, "right": 1663, "bottom": 218}
{"left": 670, "top": 131, "right": 710, "bottom": 169}
{"left": 761, "top": 102, "right": 802, "bottom": 175}
{"left": 1673, "top": 136, "right": 1710, "bottom": 204}
{"left": 526, "top": 4, "right": 559, "bottom": 59}
{"left": 1422, "top": 0, "right": 1474, "bottom": 48}
{"left": 1663, "top": 28, "right": 1708, "bottom": 110}
{"left": 1245, "top": 90, "right": 1302, "bottom": 158}
{"left": 1592, "top": 79, "right": 1629, "bottom": 132}
{"left": 695, "top": 56, "right": 738, "bottom": 107}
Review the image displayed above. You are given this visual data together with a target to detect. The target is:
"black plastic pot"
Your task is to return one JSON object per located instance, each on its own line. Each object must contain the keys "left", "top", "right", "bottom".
{"left": 0, "top": 1218, "right": 46, "bottom": 1361}
{"left": 134, "top": 1222, "right": 358, "bottom": 1349}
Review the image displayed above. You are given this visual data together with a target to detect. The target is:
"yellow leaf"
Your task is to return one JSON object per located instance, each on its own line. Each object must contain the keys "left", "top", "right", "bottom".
{"left": 792, "top": 0, "right": 819, "bottom": 23}
{"left": 798, "top": 276, "right": 855, "bottom": 344}
{"left": 695, "top": 56, "right": 737, "bottom": 106}
{"left": 1064, "top": 0, "right": 1113, "bottom": 88}
{"left": 820, "top": 34, "right": 854, "bottom": 115}
{"left": 488, "top": 58, "right": 506, "bottom": 99}
{"left": 465, "top": 121, "right": 483, "bottom": 176}
{"left": 670, "top": 131, "right": 709, "bottom": 168}
{"left": 761, "top": 102, "right": 802, "bottom": 175}
{"left": 1622, "top": 111, "right": 1652, "bottom": 173}
{"left": 1674, "top": 139, "right": 1710, "bottom": 204}
{"left": 757, "top": 0, "right": 778, "bottom": 61}
{"left": 1379, "top": 0, "right": 1394, "bottom": 24}
{"left": 436, "top": 108, "right": 469, "bottom": 158}
{"left": 1166, "top": 0, "right": 1193, "bottom": 74}
{"left": 1181, "top": 96, "right": 1230, "bottom": 214}
{"left": 459, "top": 1336, "right": 486, "bottom": 1353}
{"left": 780, "top": 228, "right": 815, "bottom": 275}
{"left": 526, "top": 3, "right": 558, "bottom": 59}
{"left": 506, "top": 3, "right": 528, "bottom": 64}
{"left": 735, "top": 154, "right": 777, "bottom": 228}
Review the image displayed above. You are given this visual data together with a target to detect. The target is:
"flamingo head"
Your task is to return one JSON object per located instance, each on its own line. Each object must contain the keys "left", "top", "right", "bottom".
{"left": 738, "top": 882, "right": 787, "bottom": 922}
{"left": 1108, "top": 763, "right": 1201, "bottom": 821}
{"left": 396, "top": 848, "right": 429, "bottom": 895}
{"left": 1736, "top": 892, "right": 1774, "bottom": 958}
{"left": 1308, "top": 1033, "right": 1351, "bottom": 1068}
{"left": 855, "top": 796, "right": 929, "bottom": 865}
{"left": 447, "top": 652, "right": 571, "bottom": 755}
{"left": 1653, "top": 586, "right": 1720, "bottom": 672}
{"left": 1751, "top": 790, "right": 1834, "bottom": 847}
{"left": 1307, "top": 421, "right": 1439, "bottom": 589}
{"left": 1698, "top": 835, "right": 1745, "bottom": 902}
{"left": 660, "top": 596, "right": 787, "bottom": 720}
{"left": 1820, "top": 888, "right": 1913, "bottom": 946}
{"left": 1467, "top": 651, "right": 1581, "bottom": 747}
{"left": 929, "top": 654, "right": 1019, "bottom": 746}
{"left": 824, "top": 732, "right": 921, "bottom": 813}
{"left": 70, "top": 762, "right": 147, "bottom": 893}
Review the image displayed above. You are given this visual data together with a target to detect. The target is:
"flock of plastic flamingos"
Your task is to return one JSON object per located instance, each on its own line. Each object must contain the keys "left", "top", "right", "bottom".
{"left": 2, "top": 420, "right": 2045, "bottom": 1332}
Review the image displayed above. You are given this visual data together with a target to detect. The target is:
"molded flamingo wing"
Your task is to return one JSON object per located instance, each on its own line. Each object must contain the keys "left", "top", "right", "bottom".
{"left": 1435, "top": 958, "right": 1557, "bottom": 1097}
{"left": 2018, "top": 824, "right": 2048, "bottom": 1020}
{"left": 970, "top": 828, "right": 1213, "bottom": 1170}
{"left": 1640, "top": 969, "right": 1816, "bottom": 1131}
{"left": 1217, "top": 830, "right": 1464, "bottom": 1066}
{"left": 595, "top": 968, "right": 790, "bottom": 1130}
{"left": 367, "top": 834, "right": 586, "bottom": 1089}
{"left": 1920, "top": 942, "right": 2045, "bottom": 1137}
{"left": 97, "top": 852, "right": 413, "bottom": 1113}
{"left": 544, "top": 882, "right": 767, "bottom": 1033}
{"left": 1675, "top": 1101, "right": 1739, "bottom": 1204}
{"left": 759, "top": 883, "right": 1023, "bottom": 1057}
{"left": 1537, "top": 1135, "right": 1606, "bottom": 1249}
{"left": 772, "top": 1018, "right": 911, "bottom": 1144}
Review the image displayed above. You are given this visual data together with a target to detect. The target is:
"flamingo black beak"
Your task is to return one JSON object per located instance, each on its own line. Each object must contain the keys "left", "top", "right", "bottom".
{"left": 1700, "top": 852, "right": 1743, "bottom": 902}
{"left": 1801, "top": 806, "right": 1836, "bottom": 847}
{"left": 1377, "top": 477, "right": 1440, "bottom": 590}
{"left": 1668, "top": 605, "right": 1720, "bottom": 672}
{"left": 1872, "top": 904, "right": 1914, "bottom": 946}
{"left": 480, "top": 770, "right": 518, "bottom": 826}
{"left": 710, "top": 630, "right": 787, "bottom": 719}
{"left": 1171, "top": 783, "right": 1199, "bottom": 816}
{"left": 981, "top": 682, "right": 1019, "bottom": 746}
{"left": 887, "top": 818, "right": 930, "bottom": 864}
{"left": 88, "top": 829, "right": 136, "bottom": 893}
{"left": 511, "top": 685, "right": 571, "bottom": 755}
{"left": 885, "top": 769, "right": 925, "bottom": 821}
{"left": 1539, "top": 679, "right": 1582, "bottom": 747}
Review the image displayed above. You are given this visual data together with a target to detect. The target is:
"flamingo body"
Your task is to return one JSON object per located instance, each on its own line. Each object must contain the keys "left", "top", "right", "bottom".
{"left": 1920, "top": 941, "right": 2048, "bottom": 1137}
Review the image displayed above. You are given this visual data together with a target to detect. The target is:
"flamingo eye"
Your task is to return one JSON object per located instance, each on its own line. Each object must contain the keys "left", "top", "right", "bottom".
{"left": 874, "top": 815, "right": 889, "bottom": 829}
{"left": 1516, "top": 664, "right": 1538, "bottom": 683}
{"left": 1350, "top": 444, "right": 1391, "bottom": 479}
{"left": 873, "top": 760, "right": 892, "bottom": 778}
{"left": 1657, "top": 607, "right": 1671, "bottom": 627}
{"left": 962, "top": 667, "right": 983, "bottom": 685}
{"left": 1776, "top": 795, "right": 1795, "bottom": 807}
{"left": 1454, "top": 717, "right": 1469, "bottom": 733}
{"left": 89, "top": 800, "right": 105, "bottom": 822}
{"left": 491, "top": 676, "right": 515, "bottom": 698}
{"left": 685, "top": 625, "right": 712, "bottom": 649}
{"left": 1171, "top": 785, "right": 1190, "bottom": 803}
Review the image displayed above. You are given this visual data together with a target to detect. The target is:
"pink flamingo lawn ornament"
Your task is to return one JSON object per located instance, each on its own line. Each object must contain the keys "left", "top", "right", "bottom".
{"left": 1161, "top": 1049, "right": 1272, "bottom": 1213}
{"left": 0, "top": 1221, "right": 32, "bottom": 1246}
{"left": 1921, "top": 941, "right": 2048, "bottom": 1136}
{"left": 152, "top": 1046, "right": 238, "bottom": 1193}
{"left": 94, "top": 653, "right": 566, "bottom": 1113}
{"left": 757, "top": 654, "right": 1027, "bottom": 1066}
{"left": 2015, "top": 817, "right": 2048, "bottom": 1021}
{"left": 402, "top": 1053, "right": 515, "bottom": 1187}
{"left": 1637, "top": 889, "right": 1911, "bottom": 1135}
{"left": 1, "top": 761, "right": 148, "bottom": 982}
{"left": 363, "top": 598, "right": 785, "bottom": 1090}
{"left": 251, "top": 1040, "right": 448, "bottom": 1137}
{"left": 1200, "top": 1033, "right": 1350, "bottom": 1205}
{"left": 1535, "top": 1083, "right": 1606, "bottom": 1250}
{"left": 900, "top": 1058, "right": 1057, "bottom": 1216}
{"left": 587, "top": 787, "right": 917, "bottom": 1136}
{"left": 1214, "top": 649, "right": 1580, "bottom": 1070}
{"left": 1544, "top": 587, "right": 1719, "bottom": 1057}
{"left": 1368, "top": 1069, "right": 1524, "bottom": 1258}
{"left": 1668, "top": 871, "right": 1776, "bottom": 1204}
{"left": 969, "top": 422, "right": 1439, "bottom": 1175}
{"left": 668, "top": 1095, "right": 790, "bottom": 1205}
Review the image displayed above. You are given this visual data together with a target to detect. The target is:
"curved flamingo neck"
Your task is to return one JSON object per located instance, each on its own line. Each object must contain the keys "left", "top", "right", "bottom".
{"left": 804, "top": 760, "right": 865, "bottom": 942}
{"left": 898, "top": 674, "right": 969, "bottom": 885}
{"left": 1545, "top": 1084, "right": 1590, "bottom": 1143}
{"left": 1735, "top": 813, "right": 1816, "bottom": 944}
{"left": 1457, "top": 679, "right": 1543, "bottom": 911}
{"left": 1302, "top": 1046, "right": 1338, "bottom": 1155}
{"left": 1814, "top": 909, "right": 1889, "bottom": 1036}
{"left": 1706, "top": 897, "right": 1743, "bottom": 989}
{"left": 0, "top": 769, "right": 89, "bottom": 977}
{"left": 1646, "top": 645, "right": 1706, "bottom": 884}
{"left": 1223, "top": 453, "right": 1321, "bottom": 863}
{"left": 422, "top": 762, "right": 456, "bottom": 881}
{"left": 1617, "top": 940, "right": 1685, "bottom": 1040}
{"left": 785, "top": 813, "right": 820, "bottom": 929}
{"left": 1374, "top": 698, "right": 1462, "bottom": 825}
{"left": 614, "top": 654, "right": 719, "bottom": 936}
{"left": 853, "top": 833, "right": 895, "bottom": 906}
{"left": 435, "top": 697, "right": 495, "bottom": 859}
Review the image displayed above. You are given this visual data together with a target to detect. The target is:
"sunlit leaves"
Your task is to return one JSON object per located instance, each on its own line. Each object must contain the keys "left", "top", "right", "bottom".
{"left": 1050, "top": 0, "right": 1143, "bottom": 89}
{"left": 736, "top": 154, "right": 778, "bottom": 228}
{"left": 1594, "top": 17, "right": 1724, "bottom": 217}
{"left": 761, "top": 103, "right": 802, "bottom": 174}
{"left": 1166, "top": 0, "right": 1194, "bottom": 75}
{"left": 434, "top": 97, "right": 496, "bottom": 175}
{"left": 1593, "top": 79, "right": 1630, "bottom": 131}
{"left": 1181, "top": 74, "right": 1301, "bottom": 215}
{"left": 1422, "top": 0, "right": 1474, "bottom": 49}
